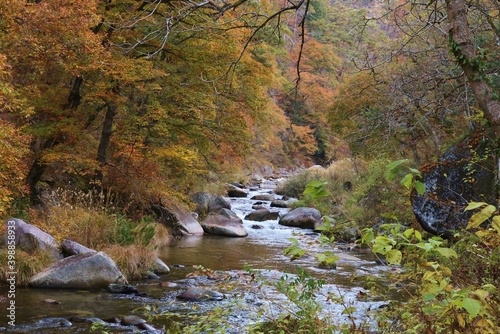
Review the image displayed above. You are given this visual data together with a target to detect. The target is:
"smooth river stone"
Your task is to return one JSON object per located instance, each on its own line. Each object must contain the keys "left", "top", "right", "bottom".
{"left": 177, "top": 287, "right": 224, "bottom": 302}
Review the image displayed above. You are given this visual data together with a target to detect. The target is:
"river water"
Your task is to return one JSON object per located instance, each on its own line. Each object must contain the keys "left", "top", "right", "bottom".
{"left": 1, "top": 178, "right": 395, "bottom": 332}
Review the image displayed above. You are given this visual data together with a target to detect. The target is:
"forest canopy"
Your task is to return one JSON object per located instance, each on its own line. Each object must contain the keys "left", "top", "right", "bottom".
{"left": 1, "top": 0, "right": 499, "bottom": 216}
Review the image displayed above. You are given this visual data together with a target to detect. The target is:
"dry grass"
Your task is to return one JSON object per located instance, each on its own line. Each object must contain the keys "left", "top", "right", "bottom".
{"left": 31, "top": 188, "right": 173, "bottom": 250}
{"left": 0, "top": 249, "right": 54, "bottom": 286}
{"left": 102, "top": 245, "right": 158, "bottom": 281}
{"left": 32, "top": 205, "right": 116, "bottom": 250}
{"left": 150, "top": 223, "right": 172, "bottom": 249}
{"left": 30, "top": 188, "right": 117, "bottom": 249}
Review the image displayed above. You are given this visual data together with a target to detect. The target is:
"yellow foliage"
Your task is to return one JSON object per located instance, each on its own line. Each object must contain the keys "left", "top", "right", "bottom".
{"left": 0, "top": 121, "right": 30, "bottom": 217}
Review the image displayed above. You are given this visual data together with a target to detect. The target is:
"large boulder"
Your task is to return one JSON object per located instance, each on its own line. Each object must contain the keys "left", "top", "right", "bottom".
{"left": 29, "top": 251, "right": 126, "bottom": 289}
{"left": 4, "top": 218, "right": 61, "bottom": 260}
{"left": 244, "top": 208, "right": 280, "bottom": 222}
{"left": 201, "top": 209, "right": 248, "bottom": 237}
{"left": 153, "top": 198, "right": 204, "bottom": 236}
{"left": 279, "top": 207, "right": 322, "bottom": 229}
{"left": 412, "top": 133, "right": 497, "bottom": 236}
{"left": 270, "top": 200, "right": 289, "bottom": 208}
{"left": 227, "top": 185, "right": 249, "bottom": 198}
{"left": 191, "top": 192, "right": 231, "bottom": 216}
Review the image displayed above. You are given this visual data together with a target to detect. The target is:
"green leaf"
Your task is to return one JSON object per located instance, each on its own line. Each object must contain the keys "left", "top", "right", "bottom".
{"left": 435, "top": 247, "right": 458, "bottom": 259}
{"left": 303, "top": 180, "right": 331, "bottom": 199}
{"left": 414, "top": 181, "right": 426, "bottom": 195}
{"left": 386, "top": 159, "right": 409, "bottom": 170}
{"left": 460, "top": 297, "right": 481, "bottom": 318}
{"left": 361, "top": 228, "right": 374, "bottom": 244}
{"left": 386, "top": 249, "right": 402, "bottom": 264}
{"left": 385, "top": 159, "right": 408, "bottom": 181}
{"left": 464, "top": 202, "right": 488, "bottom": 211}
{"left": 492, "top": 216, "right": 500, "bottom": 234}
{"left": 373, "top": 243, "right": 391, "bottom": 254}
{"left": 306, "top": 180, "right": 327, "bottom": 188}
{"left": 403, "top": 228, "right": 415, "bottom": 239}
{"left": 408, "top": 167, "right": 420, "bottom": 174}
{"left": 416, "top": 242, "right": 433, "bottom": 252}
{"left": 422, "top": 293, "right": 437, "bottom": 302}
{"left": 467, "top": 205, "right": 496, "bottom": 229}
{"left": 400, "top": 173, "right": 413, "bottom": 189}
{"left": 341, "top": 306, "right": 357, "bottom": 315}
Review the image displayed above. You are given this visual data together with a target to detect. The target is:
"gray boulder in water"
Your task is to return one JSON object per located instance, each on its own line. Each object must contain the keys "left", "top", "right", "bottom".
{"left": 227, "top": 184, "right": 249, "bottom": 198}
{"left": 29, "top": 251, "right": 126, "bottom": 289}
{"left": 191, "top": 192, "right": 232, "bottom": 216}
{"left": 177, "top": 287, "right": 224, "bottom": 301}
{"left": 279, "top": 207, "right": 322, "bottom": 229}
{"left": 201, "top": 210, "right": 248, "bottom": 237}
{"left": 244, "top": 208, "right": 280, "bottom": 221}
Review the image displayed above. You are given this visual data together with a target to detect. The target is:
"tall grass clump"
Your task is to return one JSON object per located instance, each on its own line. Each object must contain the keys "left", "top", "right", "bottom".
{"left": 31, "top": 188, "right": 117, "bottom": 248}
{"left": 0, "top": 249, "right": 53, "bottom": 286}
{"left": 25, "top": 188, "right": 172, "bottom": 282}
{"left": 102, "top": 244, "right": 158, "bottom": 280}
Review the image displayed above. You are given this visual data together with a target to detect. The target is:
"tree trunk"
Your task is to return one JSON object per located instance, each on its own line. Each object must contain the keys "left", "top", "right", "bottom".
{"left": 64, "top": 76, "right": 84, "bottom": 109}
{"left": 94, "top": 102, "right": 117, "bottom": 189}
{"left": 446, "top": 0, "right": 500, "bottom": 138}
{"left": 26, "top": 137, "right": 62, "bottom": 203}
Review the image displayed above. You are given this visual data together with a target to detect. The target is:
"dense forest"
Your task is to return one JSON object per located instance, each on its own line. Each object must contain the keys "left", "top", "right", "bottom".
{"left": 2, "top": 0, "right": 499, "bottom": 214}
{"left": 1, "top": 0, "right": 500, "bottom": 332}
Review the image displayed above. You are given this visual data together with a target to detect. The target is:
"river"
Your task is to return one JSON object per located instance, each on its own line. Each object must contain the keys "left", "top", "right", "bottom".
{"left": 1, "top": 178, "right": 394, "bottom": 333}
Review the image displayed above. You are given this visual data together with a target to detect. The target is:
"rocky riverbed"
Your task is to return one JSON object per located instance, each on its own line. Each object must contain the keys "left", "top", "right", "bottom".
{"left": 1, "top": 177, "right": 395, "bottom": 333}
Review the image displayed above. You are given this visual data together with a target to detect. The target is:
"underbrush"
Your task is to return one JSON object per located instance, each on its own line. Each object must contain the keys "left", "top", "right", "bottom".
{"left": 363, "top": 224, "right": 500, "bottom": 333}
{"left": 276, "top": 158, "right": 413, "bottom": 232}
{"left": 273, "top": 159, "right": 500, "bottom": 333}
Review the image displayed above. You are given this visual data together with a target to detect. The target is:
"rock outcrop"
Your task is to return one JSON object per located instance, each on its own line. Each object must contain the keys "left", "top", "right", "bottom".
{"left": 412, "top": 133, "right": 497, "bottom": 236}
{"left": 153, "top": 198, "right": 204, "bottom": 235}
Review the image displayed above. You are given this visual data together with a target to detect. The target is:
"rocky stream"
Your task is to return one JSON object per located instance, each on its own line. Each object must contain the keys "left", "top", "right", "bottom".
{"left": 1, "top": 178, "right": 396, "bottom": 333}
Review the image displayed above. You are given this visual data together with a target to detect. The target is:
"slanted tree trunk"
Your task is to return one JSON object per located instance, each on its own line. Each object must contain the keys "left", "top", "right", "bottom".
{"left": 26, "top": 137, "right": 62, "bottom": 203}
{"left": 446, "top": 0, "right": 500, "bottom": 138}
